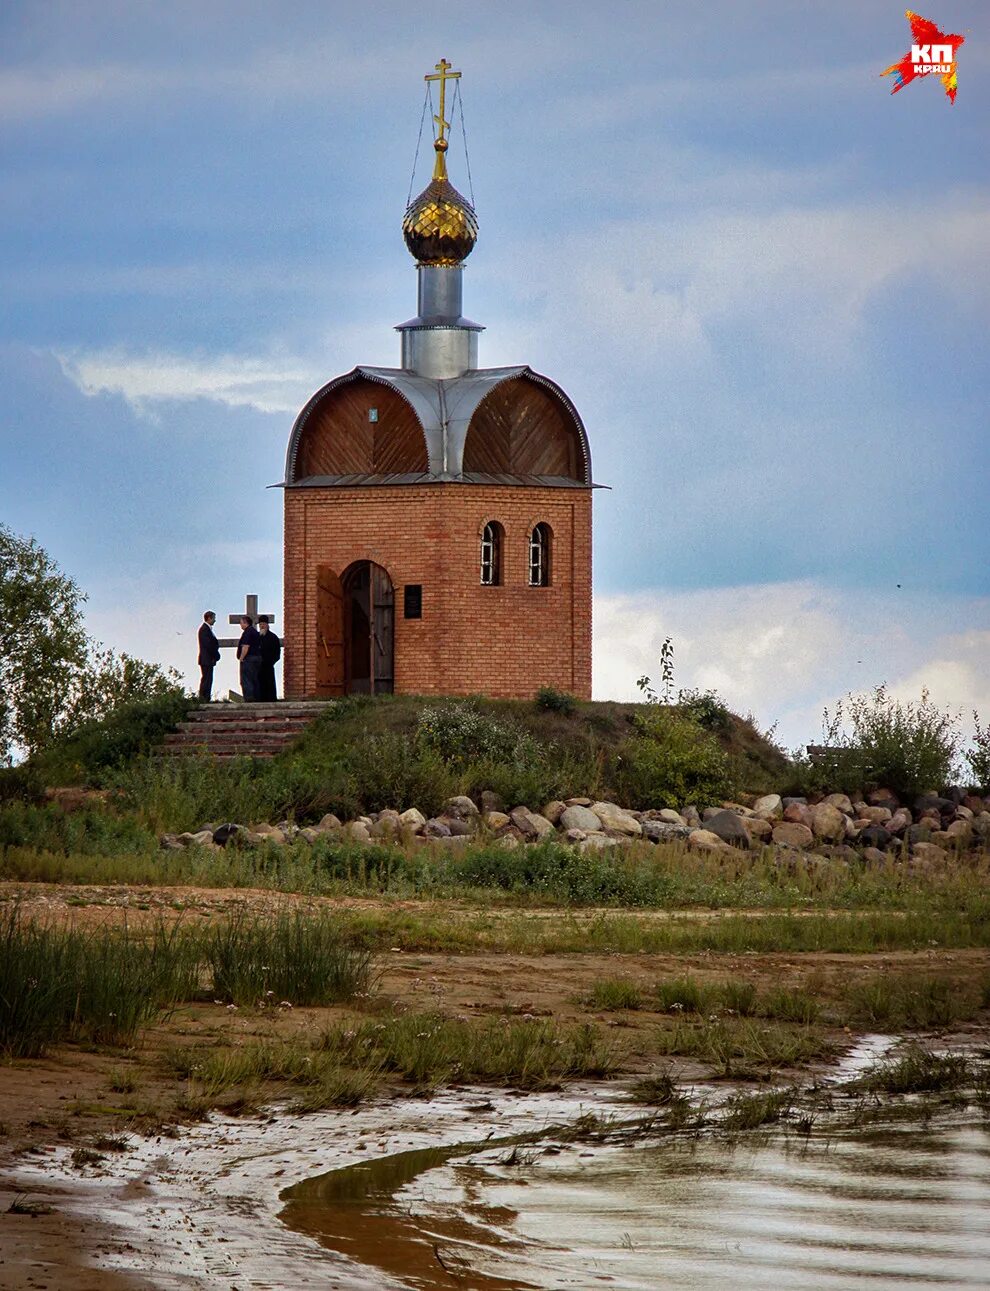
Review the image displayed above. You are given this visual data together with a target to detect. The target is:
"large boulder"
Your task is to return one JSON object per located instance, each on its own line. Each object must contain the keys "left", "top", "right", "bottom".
{"left": 945, "top": 819, "right": 972, "bottom": 844}
{"left": 212, "top": 822, "right": 247, "bottom": 847}
{"left": 509, "top": 807, "right": 555, "bottom": 839}
{"left": 444, "top": 795, "right": 479, "bottom": 821}
{"left": 742, "top": 817, "right": 773, "bottom": 843}
{"left": 687, "top": 828, "right": 733, "bottom": 854}
{"left": 251, "top": 822, "right": 285, "bottom": 840}
{"left": 485, "top": 811, "right": 512, "bottom": 832}
{"left": 344, "top": 821, "right": 371, "bottom": 843}
{"left": 859, "top": 806, "right": 892, "bottom": 825}
{"left": 590, "top": 802, "right": 642, "bottom": 836}
{"left": 422, "top": 818, "right": 451, "bottom": 839}
{"left": 810, "top": 803, "right": 846, "bottom": 843}
{"left": 438, "top": 815, "right": 474, "bottom": 837}
{"left": 702, "top": 810, "right": 752, "bottom": 850}
{"left": 753, "top": 794, "right": 783, "bottom": 820}
{"left": 399, "top": 808, "right": 426, "bottom": 832}
{"left": 641, "top": 820, "right": 691, "bottom": 844}
{"left": 914, "top": 793, "right": 954, "bottom": 816}
{"left": 858, "top": 824, "right": 892, "bottom": 850}
{"left": 542, "top": 800, "right": 567, "bottom": 825}
{"left": 579, "top": 834, "right": 620, "bottom": 855}
{"left": 559, "top": 804, "right": 603, "bottom": 833}
{"left": 783, "top": 802, "right": 812, "bottom": 827}
{"left": 887, "top": 809, "right": 913, "bottom": 835}
{"left": 867, "top": 789, "right": 900, "bottom": 810}
{"left": 772, "top": 822, "right": 814, "bottom": 850}
{"left": 822, "top": 793, "right": 853, "bottom": 815}
{"left": 369, "top": 810, "right": 402, "bottom": 838}
{"left": 911, "top": 841, "right": 948, "bottom": 864}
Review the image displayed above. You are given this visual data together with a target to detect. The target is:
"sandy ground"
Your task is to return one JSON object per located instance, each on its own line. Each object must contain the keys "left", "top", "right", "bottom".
{"left": 2, "top": 882, "right": 988, "bottom": 1288}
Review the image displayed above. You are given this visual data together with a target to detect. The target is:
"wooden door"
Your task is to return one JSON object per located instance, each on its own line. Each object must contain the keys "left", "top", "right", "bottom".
{"left": 370, "top": 563, "right": 394, "bottom": 695}
{"left": 315, "top": 565, "right": 344, "bottom": 696}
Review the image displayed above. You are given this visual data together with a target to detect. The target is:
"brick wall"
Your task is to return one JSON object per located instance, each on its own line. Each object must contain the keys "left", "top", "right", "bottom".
{"left": 283, "top": 483, "right": 592, "bottom": 700}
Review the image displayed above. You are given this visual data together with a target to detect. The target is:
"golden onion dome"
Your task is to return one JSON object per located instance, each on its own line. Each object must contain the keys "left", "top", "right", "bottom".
{"left": 403, "top": 143, "right": 478, "bottom": 265}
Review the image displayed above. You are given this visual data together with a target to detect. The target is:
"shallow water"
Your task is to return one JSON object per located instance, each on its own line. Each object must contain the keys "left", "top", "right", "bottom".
{"left": 283, "top": 1113, "right": 990, "bottom": 1290}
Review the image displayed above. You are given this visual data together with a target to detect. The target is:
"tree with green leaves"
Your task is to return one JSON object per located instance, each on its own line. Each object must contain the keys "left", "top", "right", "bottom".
{"left": 0, "top": 524, "right": 182, "bottom": 763}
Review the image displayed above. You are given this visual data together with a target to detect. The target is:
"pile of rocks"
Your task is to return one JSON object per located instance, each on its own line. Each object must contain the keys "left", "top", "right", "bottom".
{"left": 160, "top": 788, "right": 990, "bottom": 863}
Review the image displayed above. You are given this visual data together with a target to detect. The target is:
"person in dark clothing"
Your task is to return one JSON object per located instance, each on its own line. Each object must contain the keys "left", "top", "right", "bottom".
{"left": 197, "top": 611, "right": 221, "bottom": 702}
{"left": 257, "top": 615, "right": 281, "bottom": 702}
{"left": 237, "top": 615, "right": 262, "bottom": 701}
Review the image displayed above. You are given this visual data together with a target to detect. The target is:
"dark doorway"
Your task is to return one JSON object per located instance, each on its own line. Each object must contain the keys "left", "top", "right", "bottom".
{"left": 341, "top": 562, "right": 394, "bottom": 695}
{"left": 315, "top": 565, "right": 345, "bottom": 696}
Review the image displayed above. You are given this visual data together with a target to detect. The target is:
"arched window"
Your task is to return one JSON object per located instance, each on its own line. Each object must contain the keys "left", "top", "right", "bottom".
{"left": 528, "top": 523, "right": 552, "bottom": 587}
{"left": 480, "top": 521, "right": 503, "bottom": 586}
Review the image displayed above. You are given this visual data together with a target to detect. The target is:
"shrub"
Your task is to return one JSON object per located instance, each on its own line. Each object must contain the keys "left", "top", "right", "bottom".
{"left": 969, "top": 712, "right": 990, "bottom": 792}
{"left": 844, "top": 686, "right": 960, "bottom": 798}
{"left": 612, "top": 709, "right": 731, "bottom": 809}
{"left": 0, "top": 801, "right": 158, "bottom": 855}
{"left": 346, "top": 733, "right": 454, "bottom": 815}
{"left": 677, "top": 688, "right": 732, "bottom": 733}
{"left": 108, "top": 756, "right": 357, "bottom": 833}
{"left": 535, "top": 686, "right": 578, "bottom": 717}
{"left": 36, "top": 691, "right": 195, "bottom": 785}
{"left": 0, "top": 764, "right": 45, "bottom": 806}
{"left": 417, "top": 701, "right": 527, "bottom": 764}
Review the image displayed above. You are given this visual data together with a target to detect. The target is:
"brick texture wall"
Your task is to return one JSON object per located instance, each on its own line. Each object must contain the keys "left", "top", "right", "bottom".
{"left": 283, "top": 483, "right": 592, "bottom": 700}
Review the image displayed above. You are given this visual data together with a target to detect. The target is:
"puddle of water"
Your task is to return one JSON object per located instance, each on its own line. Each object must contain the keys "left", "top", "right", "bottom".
{"left": 283, "top": 1111, "right": 990, "bottom": 1290}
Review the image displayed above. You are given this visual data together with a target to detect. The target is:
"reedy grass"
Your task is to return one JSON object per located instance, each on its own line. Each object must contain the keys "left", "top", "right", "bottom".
{"left": 654, "top": 1017, "right": 832, "bottom": 1076}
{"left": 587, "top": 978, "right": 644, "bottom": 1010}
{"left": 0, "top": 907, "right": 198, "bottom": 1057}
{"left": 320, "top": 1012, "right": 617, "bottom": 1091}
{"left": 843, "top": 973, "right": 973, "bottom": 1029}
{"left": 332, "top": 906, "right": 990, "bottom": 955}
{"left": 720, "top": 1087, "right": 795, "bottom": 1129}
{"left": 202, "top": 910, "right": 376, "bottom": 1007}
{"left": 852, "top": 1046, "right": 973, "bottom": 1095}
{"left": 0, "top": 906, "right": 375, "bottom": 1057}
{"left": 162, "top": 1013, "right": 617, "bottom": 1112}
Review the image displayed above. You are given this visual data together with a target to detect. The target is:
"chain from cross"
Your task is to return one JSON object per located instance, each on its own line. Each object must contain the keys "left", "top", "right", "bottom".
{"left": 216, "top": 593, "right": 276, "bottom": 649}
{"left": 425, "top": 57, "right": 460, "bottom": 148}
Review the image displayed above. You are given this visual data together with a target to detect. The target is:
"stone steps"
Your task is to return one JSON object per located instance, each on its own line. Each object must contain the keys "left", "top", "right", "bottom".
{"left": 161, "top": 701, "right": 335, "bottom": 759}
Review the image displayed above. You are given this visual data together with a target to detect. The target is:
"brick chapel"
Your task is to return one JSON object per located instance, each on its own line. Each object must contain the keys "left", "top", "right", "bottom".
{"left": 281, "top": 60, "right": 595, "bottom": 701}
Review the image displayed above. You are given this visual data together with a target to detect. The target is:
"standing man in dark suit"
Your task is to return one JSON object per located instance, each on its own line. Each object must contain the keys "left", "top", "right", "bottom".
{"left": 237, "top": 614, "right": 262, "bottom": 701}
{"left": 257, "top": 616, "right": 281, "bottom": 702}
{"left": 197, "top": 611, "right": 221, "bottom": 702}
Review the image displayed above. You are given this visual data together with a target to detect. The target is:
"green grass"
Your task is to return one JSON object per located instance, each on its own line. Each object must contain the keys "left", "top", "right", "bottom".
{"left": 842, "top": 973, "right": 975, "bottom": 1029}
{"left": 202, "top": 909, "right": 376, "bottom": 1006}
{"left": 163, "top": 1013, "right": 618, "bottom": 1111}
{"left": 321, "top": 1012, "right": 617, "bottom": 1092}
{"left": 588, "top": 978, "right": 644, "bottom": 1010}
{"left": 654, "top": 1017, "right": 832, "bottom": 1076}
{"left": 4, "top": 830, "right": 988, "bottom": 922}
{"left": 0, "top": 907, "right": 198, "bottom": 1057}
{"left": 0, "top": 906, "right": 375, "bottom": 1058}
{"left": 721, "top": 1087, "right": 795, "bottom": 1129}
{"left": 852, "top": 1046, "right": 973, "bottom": 1094}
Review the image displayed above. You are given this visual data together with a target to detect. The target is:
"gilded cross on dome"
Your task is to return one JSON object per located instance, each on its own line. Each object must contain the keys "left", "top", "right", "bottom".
{"left": 425, "top": 58, "right": 461, "bottom": 180}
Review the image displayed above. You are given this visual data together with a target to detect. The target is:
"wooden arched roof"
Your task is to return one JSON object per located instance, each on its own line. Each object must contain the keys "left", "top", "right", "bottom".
{"left": 288, "top": 373, "right": 429, "bottom": 481}
{"left": 462, "top": 374, "right": 588, "bottom": 483}
{"left": 284, "top": 366, "right": 592, "bottom": 486}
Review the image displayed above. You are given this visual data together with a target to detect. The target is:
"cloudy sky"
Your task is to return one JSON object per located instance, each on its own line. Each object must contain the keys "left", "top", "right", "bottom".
{"left": 1, "top": 0, "right": 986, "bottom": 748}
